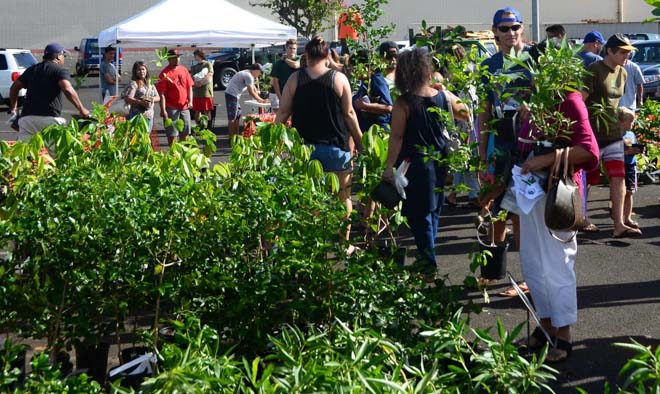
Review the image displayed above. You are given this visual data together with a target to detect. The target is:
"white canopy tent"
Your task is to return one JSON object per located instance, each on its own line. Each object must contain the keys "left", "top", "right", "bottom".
{"left": 98, "top": 0, "right": 297, "bottom": 48}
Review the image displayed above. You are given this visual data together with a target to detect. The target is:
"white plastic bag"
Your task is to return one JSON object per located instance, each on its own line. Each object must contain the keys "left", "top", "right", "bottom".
{"left": 394, "top": 160, "right": 410, "bottom": 200}
{"left": 193, "top": 67, "right": 209, "bottom": 83}
{"left": 104, "top": 95, "right": 130, "bottom": 116}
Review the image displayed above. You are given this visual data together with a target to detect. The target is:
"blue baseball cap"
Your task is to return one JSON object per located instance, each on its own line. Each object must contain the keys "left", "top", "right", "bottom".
{"left": 583, "top": 31, "right": 606, "bottom": 44}
{"left": 493, "top": 7, "right": 523, "bottom": 26}
{"left": 44, "top": 43, "right": 68, "bottom": 57}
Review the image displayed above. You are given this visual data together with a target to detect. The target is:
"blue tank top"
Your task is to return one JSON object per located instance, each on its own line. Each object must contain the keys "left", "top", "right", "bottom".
{"left": 400, "top": 92, "right": 449, "bottom": 158}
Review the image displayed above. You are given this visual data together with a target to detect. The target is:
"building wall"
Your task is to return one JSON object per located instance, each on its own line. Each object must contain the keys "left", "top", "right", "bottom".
{"left": 0, "top": 0, "right": 274, "bottom": 50}
{"left": 379, "top": 0, "right": 656, "bottom": 41}
{"left": 1, "top": 0, "right": 657, "bottom": 50}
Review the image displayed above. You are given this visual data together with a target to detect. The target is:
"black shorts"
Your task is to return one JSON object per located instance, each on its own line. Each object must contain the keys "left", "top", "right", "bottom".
{"left": 625, "top": 163, "right": 637, "bottom": 193}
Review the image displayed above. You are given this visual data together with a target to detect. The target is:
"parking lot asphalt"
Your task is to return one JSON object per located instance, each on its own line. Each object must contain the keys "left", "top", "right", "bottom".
{"left": 1, "top": 63, "right": 659, "bottom": 393}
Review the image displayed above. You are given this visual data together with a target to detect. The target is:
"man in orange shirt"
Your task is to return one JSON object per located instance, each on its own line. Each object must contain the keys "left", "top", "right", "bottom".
{"left": 338, "top": 5, "right": 363, "bottom": 55}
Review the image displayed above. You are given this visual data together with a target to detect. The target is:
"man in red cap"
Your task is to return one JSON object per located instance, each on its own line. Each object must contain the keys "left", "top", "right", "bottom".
{"left": 157, "top": 48, "right": 194, "bottom": 145}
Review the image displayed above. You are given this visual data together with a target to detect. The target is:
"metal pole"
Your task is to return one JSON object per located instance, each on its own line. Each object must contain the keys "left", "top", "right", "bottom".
{"left": 115, "top": 47, "right": 119, "bottom": 99}
{"left": 532, "top": 0, "right": 540, "bottom": 42}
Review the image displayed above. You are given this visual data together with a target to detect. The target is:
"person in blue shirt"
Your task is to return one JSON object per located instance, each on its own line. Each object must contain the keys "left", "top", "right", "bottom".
{"left": 619, "top": 107, "right": 643, "bottom": 230}
{"left": 478, "top": 7, "right": 532, "bottom": 252}
{"left": 579, "top": 31, "right": 605, "bottom": 67}
{"left": 352, "top": 41, "right": 397, "bottom": 131}
{"left": 100, "top": 46, "right": 121, "bottom": 101}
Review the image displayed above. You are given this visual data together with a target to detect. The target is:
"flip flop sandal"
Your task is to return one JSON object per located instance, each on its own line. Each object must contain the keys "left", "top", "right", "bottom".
{"left": 515, "top": 327, "right": 550, "bottom": 351}
{"left": 624, "top": 220, "right": 640, "bottom": 229}
{"left": 477, "top": 277, "right": 496, "bottom": 286}
{"left": 499, "top": 283, "right": 529, "bottom": 297}
{"left": 579, "top": 222, "right": 600, "bottom": 233}
{"left": 546, "top": 338, "right": 572, "bottom": 364}
{"left": 612, "top": 228, "right": 642, "bottom": 238}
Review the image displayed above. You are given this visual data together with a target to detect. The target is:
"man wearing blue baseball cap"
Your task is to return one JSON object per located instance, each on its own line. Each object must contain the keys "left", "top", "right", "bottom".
{"left": 477, "top": 6, "right": 531, "bottom": 291}
{"left": 9, "top": 43, "right": 89, "bottom": 141}
{"left": 579, "top": 31, "right": 606, "bottom": 67}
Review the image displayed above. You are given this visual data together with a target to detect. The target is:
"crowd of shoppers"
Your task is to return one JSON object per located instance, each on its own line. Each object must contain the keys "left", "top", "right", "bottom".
{"left": 9, "top": 7, "right": 654, "bottom": 364}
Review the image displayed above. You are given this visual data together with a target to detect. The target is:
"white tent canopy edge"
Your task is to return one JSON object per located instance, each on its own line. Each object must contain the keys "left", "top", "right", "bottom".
{"left": 98, "top": 0, "right": 297, "bottom": 48}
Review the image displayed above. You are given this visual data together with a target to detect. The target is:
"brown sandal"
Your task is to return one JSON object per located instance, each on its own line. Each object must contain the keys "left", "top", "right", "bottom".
{"left": 546, "top": 338, "right": 572, "bottom": 363}
{"left": 579, "top": 222, "right": 599, "bottom": 233}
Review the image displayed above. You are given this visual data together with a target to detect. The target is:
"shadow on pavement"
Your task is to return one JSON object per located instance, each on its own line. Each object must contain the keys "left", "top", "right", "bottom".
{"left": 552, "top": 335, "right": 660, "bottom": 393}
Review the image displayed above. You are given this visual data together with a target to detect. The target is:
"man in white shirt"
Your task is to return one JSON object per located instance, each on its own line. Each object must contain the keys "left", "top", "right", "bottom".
{"left": 224, "top": 63, "right": 268, "bottom": 140}
{"left": 618, "top": 56, "right": 644, "bottom": 110}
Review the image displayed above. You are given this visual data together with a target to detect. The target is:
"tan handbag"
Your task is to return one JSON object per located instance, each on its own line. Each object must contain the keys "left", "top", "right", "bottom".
{"left": 544, "top": 147, "right": 584, "bottom": 242}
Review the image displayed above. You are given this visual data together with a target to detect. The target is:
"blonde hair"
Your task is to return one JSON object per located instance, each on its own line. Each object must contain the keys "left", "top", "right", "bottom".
{"left": 617, "top": 107, "right": 635, "bottom": 123}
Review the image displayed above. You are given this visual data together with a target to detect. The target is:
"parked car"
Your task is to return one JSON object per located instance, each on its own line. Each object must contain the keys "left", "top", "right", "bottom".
{"left": 641, "top": 64, "right": 660, "bottom": 100}
{"left": 0, "top": 48, "right": 37, "bottom": 105}
{"left": 631, "top": 40, "right": 660, "bottom": 99}
{"left": 208, "top": 37, "right": 309, "bottom": 90}
{"left": 74, "top": 38, "right": 123, "bottom": 76}
{"left": 624, "top": 33, "right": 660, "bottom": 41}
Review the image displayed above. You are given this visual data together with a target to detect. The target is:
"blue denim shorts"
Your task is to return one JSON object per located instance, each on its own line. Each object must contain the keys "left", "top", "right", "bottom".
{"left": 310, "top": 144, "right": 352, "bottom": 172}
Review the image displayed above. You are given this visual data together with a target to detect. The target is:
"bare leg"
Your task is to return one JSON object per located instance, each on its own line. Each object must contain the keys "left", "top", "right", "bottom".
{"left": 228, "top": 118, "right": 240, "bottom": 141}
{"left": 335, "top": 171, "right": 353, "bottom": 241}
{"left": 610, "top": 176, "right": 640, "bottom": 235}
{"left": 623, "top": 191, "right": 634, "bottom": 224}
{"left": 492, "top": 220, "right": 507, "bottom": 243}
{"left": 546, "top": 322, "right": 572, "bottom": 362}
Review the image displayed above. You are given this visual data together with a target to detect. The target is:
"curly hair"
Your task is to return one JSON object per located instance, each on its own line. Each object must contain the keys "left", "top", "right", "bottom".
{"left": 395, "top": 48, "right": 432, "bottom": 98}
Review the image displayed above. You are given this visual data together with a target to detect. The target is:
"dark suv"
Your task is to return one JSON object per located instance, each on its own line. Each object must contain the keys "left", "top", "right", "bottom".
{"left": 74, "top": 38, "right": 123, "bottom": 76}
{"left": 208, "top": 38, "right": 308, "bottom": 90}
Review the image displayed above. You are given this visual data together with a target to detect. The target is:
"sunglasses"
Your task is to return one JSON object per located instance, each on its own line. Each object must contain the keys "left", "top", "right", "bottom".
{"left": 497, "top": 24, "right": 522, "bottom": 33}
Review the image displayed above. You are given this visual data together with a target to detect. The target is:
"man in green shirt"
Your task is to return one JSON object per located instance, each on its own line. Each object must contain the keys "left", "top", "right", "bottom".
{"left": 270, "top": 39, "right": 300, "bottom": 106}
{"left": 582, "top": 34, "right": 641, "bottom": 238}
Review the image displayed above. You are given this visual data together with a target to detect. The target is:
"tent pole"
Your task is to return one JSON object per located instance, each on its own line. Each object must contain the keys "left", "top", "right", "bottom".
{"left": 115, "top": 47, "right": 119, "bottom": 101}
{"left": 99, "top": 45, "right": 103, "bottom": 103}
{"left": 251, "top": 44, "right": 255, "bottom": 64}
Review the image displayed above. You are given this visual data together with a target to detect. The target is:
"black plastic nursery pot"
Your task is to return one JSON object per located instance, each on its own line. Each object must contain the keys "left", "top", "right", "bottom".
{"left": 107, "top": 346, "right": 152, "bottom": 389}
{"left": 371, "top": 181, "right": 401, "bottom": 210}
{"left": 376, "top": 239, "right": 406, "bottom": 266}
{"left": 75, "top": 341, "right": 110, "bottom": 384}
{"left": 479, "top": 241, "right": 508, "bottom": 280}
{"left": 1, "top": 344, "right": 27, "bottom": 389}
